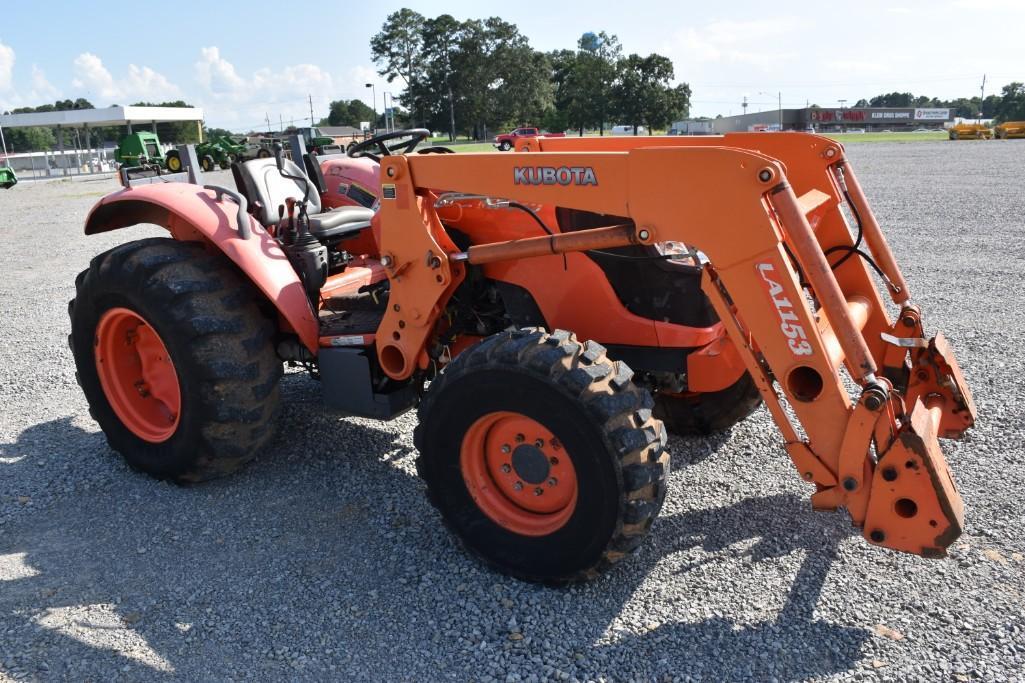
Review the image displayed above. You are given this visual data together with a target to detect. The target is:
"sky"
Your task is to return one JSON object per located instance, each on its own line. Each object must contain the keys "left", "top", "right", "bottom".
{"left": 1, "top": 0, "right": 1023, "bottom": 130}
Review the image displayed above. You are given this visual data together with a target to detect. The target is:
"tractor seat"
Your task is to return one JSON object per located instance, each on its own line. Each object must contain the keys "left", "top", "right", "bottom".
{"left": 237, "top": 158, "right": 374, "bottom": 240}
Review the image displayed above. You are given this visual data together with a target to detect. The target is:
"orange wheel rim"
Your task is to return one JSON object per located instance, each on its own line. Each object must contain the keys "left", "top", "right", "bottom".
{"left": 94, "top": 307, "right": 181, "bottom": 443}
{"left": 460, "top": 411, "right": 578, "bottom": 536}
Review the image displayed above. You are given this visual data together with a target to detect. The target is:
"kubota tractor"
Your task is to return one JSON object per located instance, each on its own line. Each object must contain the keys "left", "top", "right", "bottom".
{"left": 70, "top": 129, "right": 975, "bottom": 583}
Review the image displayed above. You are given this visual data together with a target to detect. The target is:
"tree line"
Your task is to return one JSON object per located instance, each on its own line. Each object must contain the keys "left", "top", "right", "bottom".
{"left": 852, "top": 83, "right": 1025, "bottom": 121}
{"left": 368, "top": 9, "right": 690, "bottom": 140}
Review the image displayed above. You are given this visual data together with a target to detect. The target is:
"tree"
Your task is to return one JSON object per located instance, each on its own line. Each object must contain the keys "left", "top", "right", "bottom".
{"left": 204, "top": 126, "right": 236, "bottom": 139}
{"left": 130, "top": 101, "right": 201, "bottom": 144}
{"left": 611, "top": 53, "right": 689, "bottom": 134}
{"left": 3, "top": 126, "right": 56, "bottom": 152}
{"left": 449, "top": 17, "right": 552, "bottom": 139}
{"left": 545, "top": 49, "right": 581, "bottom": 134}
{"left": 868, "top": 92, "right": 914, "bottom": 108}
{"left": 410, "top": 14, "right": 462, "bottom": 140}
{"left": 371, "top": 8, "right": 428, "bottom": 124}
{"left": 323, "top": 99, "right": 377, "bottom": 128}
{"left": 994, "top": 82, "right": 1025, "bottom": 122}
{"left": 575, "top": 32, "right": 622, "bottom": 135}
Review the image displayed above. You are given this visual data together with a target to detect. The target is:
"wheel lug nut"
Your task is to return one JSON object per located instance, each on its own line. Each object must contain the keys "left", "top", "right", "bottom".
{"left": 534, "top": 487, "right": 543, "bottom": 496}
{"left": 534, "top": 439, "right": 544, "bottom": 448}
{"left": 501, "top": 464, "right": 511, "bottom": 473}
{"left": 548, "top": 477, "right": 557, "bottom": 487}
{"left": 500, "top": 444, "right": 511, "bottom": 454}
{"left": 515, "top": 433, "right": 525, "bottom": 443}
{"left": 513, "top": 481, "right": 523, "bottom": 491}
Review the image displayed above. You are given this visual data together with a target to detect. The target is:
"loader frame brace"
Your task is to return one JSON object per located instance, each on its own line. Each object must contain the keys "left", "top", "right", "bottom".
{"left": 374, "top": 133, "right": 975, "bottom": 558}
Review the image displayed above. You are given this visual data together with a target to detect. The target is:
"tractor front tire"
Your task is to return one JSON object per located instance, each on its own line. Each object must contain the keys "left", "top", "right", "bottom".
{"left": 653, "top": 372, "right": 762, "bottom": 436}
{"left": 165, "top": 150, "right": 182, "bottom": 172}
{"left": 415, "top": 328, "right": 669, "bottom": 584}
{"left": 200, "top": 154, "right": 215, "bottom": 172}
{"left": 69, "top": 238, "right": 282, "bottom": 483}
{"left": 256, "top": 148, "right": 272, "bottom": 159}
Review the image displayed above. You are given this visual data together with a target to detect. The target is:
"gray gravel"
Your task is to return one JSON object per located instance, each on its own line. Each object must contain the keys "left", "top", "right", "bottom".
{"left": 1, "top": 143, "right": 1024, "bottom": 682}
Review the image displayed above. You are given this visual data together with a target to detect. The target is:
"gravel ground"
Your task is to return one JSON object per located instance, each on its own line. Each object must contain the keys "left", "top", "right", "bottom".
{"left": 1, "top": 143, "right": 1023, "bottom": 682}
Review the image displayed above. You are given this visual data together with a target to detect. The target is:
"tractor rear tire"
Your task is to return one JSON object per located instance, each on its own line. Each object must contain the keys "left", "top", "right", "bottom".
{"left": 414, "top": 328, "right": 669, "bottom": 584}
{"left": 257, "top": 148, "right": 272, "bottom": 159}
{"left": 69, "top": 238, "right": 282, "bottom": 483}
{"left": 653, "top": 372, "right": 762, "bottom": 436}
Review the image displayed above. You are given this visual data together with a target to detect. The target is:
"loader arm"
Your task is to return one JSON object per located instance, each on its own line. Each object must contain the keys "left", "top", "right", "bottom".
{"left": 373, "top": 137, "right": 975, "bottom": 558}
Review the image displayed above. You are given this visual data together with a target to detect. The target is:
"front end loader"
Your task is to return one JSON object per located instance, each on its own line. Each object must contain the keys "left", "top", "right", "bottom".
{"left": 69, "top": 130, "right": 975, "bottom": 583}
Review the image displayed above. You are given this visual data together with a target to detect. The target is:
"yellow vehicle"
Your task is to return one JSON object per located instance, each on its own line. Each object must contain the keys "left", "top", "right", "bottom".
{"left": 948, "top": 122, "right": 992, "bottom": 140}
{"left": 995, "top": 121, "right": 1025, "bottom": 139}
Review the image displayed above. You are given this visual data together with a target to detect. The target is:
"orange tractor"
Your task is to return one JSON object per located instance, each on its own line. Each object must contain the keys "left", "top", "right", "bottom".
{"left": 70, "top": 130, "right": 975, "bottom": 583}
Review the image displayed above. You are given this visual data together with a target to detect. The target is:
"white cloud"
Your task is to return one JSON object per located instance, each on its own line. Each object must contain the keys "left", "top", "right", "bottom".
{"left": 193, "top": 46, "right": 388, "bottom": 129}
{"left": 124, "top": 64, "right": 180, "bottom": 100}
{"left": 72, "top": 52, "right": 118, "bottom": 99}
{"left": 252, "top": 63, "right": 333, "bottom": 95}
{"left": 30, "top": 64, "right": 59, "bottom": 99}
{"left": 669, "top": 18, "right": 808, "bottom": 68}
{"left": 195, "top": 46, "right": 244, "bottom": 95}
{"left": 0, "top": 40, "right": 14, "bottom": 91}
{"left": 71, "top": 52, "right": 180, "bottom": 103}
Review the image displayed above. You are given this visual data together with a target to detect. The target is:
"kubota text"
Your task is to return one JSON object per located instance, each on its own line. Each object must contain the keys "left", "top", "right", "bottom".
{"left": 514, "top": 166, "right": 598, "bottom": 186}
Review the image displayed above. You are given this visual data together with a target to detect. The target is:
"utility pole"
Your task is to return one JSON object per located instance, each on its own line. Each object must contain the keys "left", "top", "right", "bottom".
{"left": 758, "top": 90, "right": 783, "bottom": 130}
{"left": 448, "top": 85, "right": 456, "bottom": 141}
{"left": 742, "top": 96, "right": 748, "bottom": 115}
{"left": 980, "top": 74, "right": 986, "bottom": 121}
{"left": 309, "top": 94, "right": 315, "bottom": 127}
{"left": 265, "top": 113, "right": 271, "bottom": 133}
{"left": 279, "top": 114, "right": 283, "bottom": 133}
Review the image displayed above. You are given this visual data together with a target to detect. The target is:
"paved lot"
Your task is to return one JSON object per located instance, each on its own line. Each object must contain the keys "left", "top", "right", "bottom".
{"left": 1, "top": 143, "right": 1024, "bottom": 682}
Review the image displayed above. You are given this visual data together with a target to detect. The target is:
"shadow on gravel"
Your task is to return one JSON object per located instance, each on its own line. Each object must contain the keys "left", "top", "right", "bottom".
{"left": 1, "top": 408, "right": 868, "bottom": 681}
{"left": 590, "top": 494, "right": 869, "bottom": 681}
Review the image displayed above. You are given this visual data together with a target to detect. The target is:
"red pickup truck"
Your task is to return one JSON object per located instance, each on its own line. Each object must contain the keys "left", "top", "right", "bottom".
{"left": 493, "top": 126, "right": 566, "bottom": 151}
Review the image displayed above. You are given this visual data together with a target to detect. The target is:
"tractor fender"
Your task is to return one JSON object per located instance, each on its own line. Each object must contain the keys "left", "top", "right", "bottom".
{"left": 84, "top": 183, "right": 319, "bottom": 352}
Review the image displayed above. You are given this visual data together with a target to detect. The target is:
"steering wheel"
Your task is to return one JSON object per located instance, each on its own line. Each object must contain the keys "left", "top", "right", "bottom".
{"left": 347, "top": 128, "right": 431, "bottom": 161}
{"left": 417, "top": 146, "right": 456, "bottom": 155}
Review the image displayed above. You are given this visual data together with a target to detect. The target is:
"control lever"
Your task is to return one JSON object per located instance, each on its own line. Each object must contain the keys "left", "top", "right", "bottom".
{"left": 273, "top": 142, "right": 284, "bottom": 172}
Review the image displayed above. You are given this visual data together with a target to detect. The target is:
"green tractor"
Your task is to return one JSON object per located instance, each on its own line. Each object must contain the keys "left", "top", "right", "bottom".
{"left": 195, "top": 135, "right": 247, "bottom": 172}
{"left": 0, "top": 122, "right": 17, "bottom": 188}
{"left": 114, "top": 131, "right": 183, "bottom": 171}
{"left": 296, "top": 126, "right": 338, "bottom": 153}
{"left": 0, "top": 166, "right": 16, "bottom": 190}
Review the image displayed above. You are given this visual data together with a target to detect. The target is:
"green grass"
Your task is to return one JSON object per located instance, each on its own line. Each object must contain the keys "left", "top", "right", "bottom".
{"left": 823, "top": 131, "right": 947, "bottom": 143}
{"left": 447, "top": 142, "right": 501, "bottom": 153}
{"left": 426, "top": 130, "right": 951, "bottom": 152}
